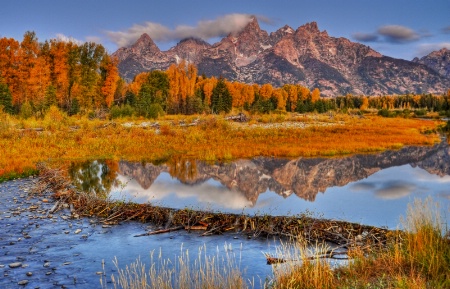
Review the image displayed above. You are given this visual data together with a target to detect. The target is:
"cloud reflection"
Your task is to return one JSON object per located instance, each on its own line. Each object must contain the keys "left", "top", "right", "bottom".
{"left": 111, "top": 173, "right": 253, "bottom": 210}
{"left": 374, "top": 181, "right": 415, "bottom": 200}
{"left": 349, "top": 182, "right": 377, "bottom": 192}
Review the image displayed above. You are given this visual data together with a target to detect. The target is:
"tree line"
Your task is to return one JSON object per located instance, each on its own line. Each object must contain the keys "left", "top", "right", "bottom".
{"left": 0, "top": 31, "right": 119, "bottom": 116}
{"left": 1, "top": 32, "right": 450, "bottom": 119}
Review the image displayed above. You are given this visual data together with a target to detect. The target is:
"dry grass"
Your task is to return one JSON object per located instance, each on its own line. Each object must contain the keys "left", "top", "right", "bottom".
{"left": 0, "top": 113, "right": 441, "bottom": 182}
{"left": 101, "top": 245, "right": 249, "bottom": 289}
{"left": 271, "top": 198, "right": 450, "bottom": 289}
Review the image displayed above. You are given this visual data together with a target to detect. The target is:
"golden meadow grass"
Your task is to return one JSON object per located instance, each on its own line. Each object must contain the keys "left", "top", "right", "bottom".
{"left": 0, "top": 112, "right": 442, "bottom": 181}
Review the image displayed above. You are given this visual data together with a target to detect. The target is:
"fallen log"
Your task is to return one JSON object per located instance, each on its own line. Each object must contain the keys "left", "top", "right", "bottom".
{"left": 225, "top": 113, "right": 248, "bottom": 122}
{"left": 19, "top": 127, "right": 44, "bottom": 132}
{"left": 48, "top": 201, "right": 60, "bottom": 214}
{"left": 185, "top": 225, "right": 208, "bottom": 231}
{"left": 134, "top": 226, "right": 184, "bottom": 237}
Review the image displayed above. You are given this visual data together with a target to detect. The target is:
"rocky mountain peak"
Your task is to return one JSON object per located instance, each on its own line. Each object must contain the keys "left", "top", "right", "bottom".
{"left": 430, "top": 47, "right": 449, "bottom": 56}
{"left": 413, "top": 47, "right": 450, "bottom": 78}
{"left": 131, "top": 33, "right": 160, "bottom": 54}
{"left": 269, "top": 25, "right": 295, "bottom": 45}
{"left": 177, "top": 37, "right": 210, "bottom": 46}
{"left": 227, "top": 16, "right": 270, "bottom": 59}
{"left": 240, "top": 16, "right": 261, "bottom": 33}
{"left": 298, "top": 21, "right": 320, "bottom": 34}
{"left": 169, "top": 37, "right": 210, "bottom": 63}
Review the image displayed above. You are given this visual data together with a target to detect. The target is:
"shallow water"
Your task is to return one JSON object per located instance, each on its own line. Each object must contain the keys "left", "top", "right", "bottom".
{"left": 0, "top": 179, "right": 281, "bottom": 288}
{"left": 70, "top": 142, "right": 450, "bottom": 229}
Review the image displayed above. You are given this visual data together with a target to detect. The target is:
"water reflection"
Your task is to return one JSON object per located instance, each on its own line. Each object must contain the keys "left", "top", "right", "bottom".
{"left": 112, "top": 173, "right": 253, "bottom": 210}
{"left": 68, "top": 141, "right": 450, "bottom": 227}
{"left": 69, "top": 160, "right": 120, "bottom": 198}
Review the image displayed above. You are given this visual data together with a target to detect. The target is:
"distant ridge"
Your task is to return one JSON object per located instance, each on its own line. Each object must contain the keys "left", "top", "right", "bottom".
{"left": 113, "top": 18, "right": 450, "bottom": 96}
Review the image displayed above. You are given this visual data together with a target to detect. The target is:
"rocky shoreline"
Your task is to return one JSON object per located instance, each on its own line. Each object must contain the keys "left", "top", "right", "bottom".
{"left": 0, "top": 178, "right": 110, "bottom": 288}
{"left": 0, "top": 178, "right": 280, "bottom": 289}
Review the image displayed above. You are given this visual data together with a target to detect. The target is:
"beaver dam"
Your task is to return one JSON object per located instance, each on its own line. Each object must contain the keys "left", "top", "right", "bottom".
{"left": 35, "top": 162, "right": 395, "bottom": 259}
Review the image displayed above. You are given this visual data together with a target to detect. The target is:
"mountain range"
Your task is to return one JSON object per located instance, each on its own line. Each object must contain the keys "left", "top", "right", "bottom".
{"left": 113, "top": 17, "right": 450, "bottom": 96}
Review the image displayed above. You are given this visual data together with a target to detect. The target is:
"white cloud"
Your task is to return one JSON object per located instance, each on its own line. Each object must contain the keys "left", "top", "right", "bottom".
{"left": 106, "top": 13, "right": 258, "bottom": 48}
{"left": 55, "top": 33, "right": 84, "bottom": 45}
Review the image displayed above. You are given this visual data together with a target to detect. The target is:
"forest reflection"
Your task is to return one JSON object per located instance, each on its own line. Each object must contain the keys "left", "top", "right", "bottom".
{"left": 68, "top": 141, "right": 450, "bottom": 206}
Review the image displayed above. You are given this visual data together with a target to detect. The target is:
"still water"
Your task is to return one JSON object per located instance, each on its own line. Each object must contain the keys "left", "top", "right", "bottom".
{"left": 69, "top": 141, "right": 450, "bottom": 229}
{"left": 66, "top": 142, "right": 450, "bottom": 287}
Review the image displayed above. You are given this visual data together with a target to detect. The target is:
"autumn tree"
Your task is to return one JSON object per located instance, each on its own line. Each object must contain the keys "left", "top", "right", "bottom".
{"left": 211, "top": 77, "right": 232, "bottom": 114}
{"left": 311, "top": 88, "right": 320, "bottom": 103}
{"left": 283, "top": 84, "right": 298, "bottom": 112}
{"left": 78, "top": 42, "right": 105, "bottom": 109}
{"left": 360, "top": 96, "right": 369, "bottom": 110}
{"left": 272, "top": 88, "right": 288, "bottom": 111}
{"left": 100, "top": 54, "right": 119, "bottom": 108}
{"left": 0, "top": 78, "right": 13, "bottom": 114}
{"left": 49, "top": 39, "right": 70, "bottom": 107}
{"left": 0, "top": 38, "right": 20, "bottom": 107}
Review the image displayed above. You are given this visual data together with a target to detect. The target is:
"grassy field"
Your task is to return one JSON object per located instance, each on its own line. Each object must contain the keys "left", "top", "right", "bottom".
{"left": 0, "top": 109, "right": 444, "bottom": 182}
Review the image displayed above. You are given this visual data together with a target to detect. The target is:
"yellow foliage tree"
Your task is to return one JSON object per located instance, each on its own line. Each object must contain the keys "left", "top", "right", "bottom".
{"left": 311, "top": 88, "right": 320, "bottom": 103}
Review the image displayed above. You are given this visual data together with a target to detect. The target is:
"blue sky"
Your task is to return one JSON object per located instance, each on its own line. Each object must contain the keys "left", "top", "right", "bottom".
{"left": 1, "top": 0, "right": 449, "bottom": 60}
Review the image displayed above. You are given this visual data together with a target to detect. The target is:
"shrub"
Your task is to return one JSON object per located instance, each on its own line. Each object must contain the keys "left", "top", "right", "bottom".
{"left": 20, "top": 102, "right": 33, "bottom": 119}
{"left": 110, "top": 104, "right": 135, "bottom": 119}
{"left": 414, "top": 109, "right": 427, "bottom": 117}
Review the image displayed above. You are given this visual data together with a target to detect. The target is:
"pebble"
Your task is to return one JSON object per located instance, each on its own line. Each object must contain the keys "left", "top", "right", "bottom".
{"left": 42, "top": 198, "right": 49, "bottom": 203}
{"left": 46, "top": 272, "right": 52, "bottom": 275}
{"left": 95, "top": 271, "right": 103, "bottom": 275}
{"left": 43, "top": 262, "right": 50, "bottom": 267}
{"left": 63, "top": 262, "right": 71, "bottom": 265}
{"left": 26, "top": 272, "right": 33, "bottom": 276}
{"left": 18, "top": 280, "right": 29, "bottom": 286}
{"left": 9, "top": 262, "right": 22, "bottom": 268}
{"left": 74, "top": 229, "right": 82, "bottom": 234}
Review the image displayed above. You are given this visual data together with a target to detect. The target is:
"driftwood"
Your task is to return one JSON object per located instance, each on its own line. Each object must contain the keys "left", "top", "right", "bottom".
{"left": 134, "top": 226, "right": 184, "bottom": 237}
{"left": 185, "top": 225, "right": 208, "bottom": 231}
{"left": 263, "top": 240, "right": 372, "bottom": 265}
{"left": 48, "top": 201, "right": 60, "bottom": 214}
{"left": 225, "top": 113, "right": 248, "bottom": 122}
{"left": 97, "top": 122, "right": 117, "bottom": 129}
{"left": 19, "top": 128, "right": 44, "bottom": 132}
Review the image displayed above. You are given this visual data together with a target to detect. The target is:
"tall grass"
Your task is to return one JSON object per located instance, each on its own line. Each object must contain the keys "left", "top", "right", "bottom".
{"left": 271, "top": 198, "right": 450, "bottom": 288}
{"left": 101, "top": 244, "right": 251, "bottom": 289}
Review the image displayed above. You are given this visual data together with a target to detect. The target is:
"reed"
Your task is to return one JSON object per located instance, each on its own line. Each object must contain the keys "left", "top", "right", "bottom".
{"left": 271, "top": 198, "right": 450, "bottom": 289}
{"left": 100, "top": 244, "right": 250, "bottom": 289}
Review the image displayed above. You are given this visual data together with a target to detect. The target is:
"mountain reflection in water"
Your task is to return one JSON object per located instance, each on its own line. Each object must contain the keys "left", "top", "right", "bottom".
{"left": 68, "top": 141, "right": 450, "bottom": 227}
